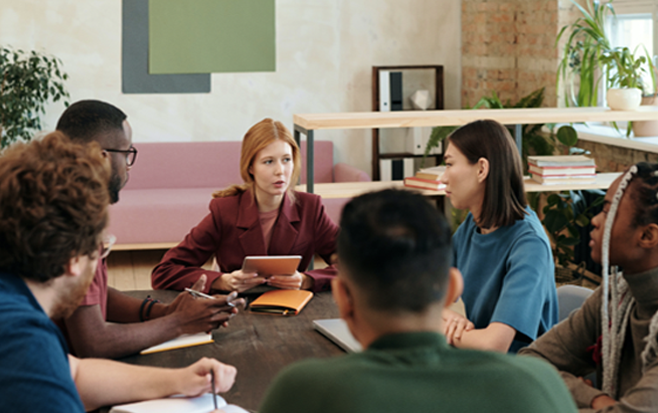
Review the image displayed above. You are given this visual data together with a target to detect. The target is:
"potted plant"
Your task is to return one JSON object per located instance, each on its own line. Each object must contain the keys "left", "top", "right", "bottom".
{"left": 542, "top": 189, "right": 605, "bottom": 285}
{"left": 556, "top": 0, "right": 656, "bottom": 117}
{"left": 602, "top": 45, "right": 656, "bottom": 112}
{"left": 0, "top": 46, "right": 70, "bottom": 149}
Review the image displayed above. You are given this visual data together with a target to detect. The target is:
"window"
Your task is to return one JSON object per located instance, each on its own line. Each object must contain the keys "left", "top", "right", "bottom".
{"left": 605, "top": 1, "right": 657, "bottom": 92}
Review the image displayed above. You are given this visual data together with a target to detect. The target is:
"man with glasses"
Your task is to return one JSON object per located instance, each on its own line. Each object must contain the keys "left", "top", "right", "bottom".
{"left": 55, "top": 100, "right": 242, "bottom": 358}
{"left": 0, "top": 133, "right": 237, "bottom": 412}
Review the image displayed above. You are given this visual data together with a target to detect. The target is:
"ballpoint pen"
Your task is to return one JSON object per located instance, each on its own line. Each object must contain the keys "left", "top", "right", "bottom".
{"left": 210, "top": 369, "right": 218, "bottom": 410}
{"left": 185, "top": 288, "right": 238, "bottom": 307}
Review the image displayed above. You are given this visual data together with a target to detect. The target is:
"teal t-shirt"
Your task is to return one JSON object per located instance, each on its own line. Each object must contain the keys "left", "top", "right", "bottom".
{"left": 0, "top": 273, "right": 85, "bottom": 413}
{"left": 259, "top": 332, "right": 577, "bottom": 413}
{"left": 453, "top": 207, "right": 558, "bottom": 352}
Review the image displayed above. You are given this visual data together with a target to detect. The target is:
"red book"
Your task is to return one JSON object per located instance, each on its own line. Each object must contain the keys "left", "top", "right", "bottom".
{"left": 403, "top": 176, "right": 446, "bottom": 191}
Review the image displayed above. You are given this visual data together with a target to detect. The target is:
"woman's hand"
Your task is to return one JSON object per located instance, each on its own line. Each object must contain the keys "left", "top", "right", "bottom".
{"left": 442, "top": 308, "right": 474, "bottom": 345}
{"left": 267, "top": 271, "right": 310, "bottom": 290}
{"left": 174, "top": 357, "right": 237, "bottom": 397}
{"left": 212, "top": 270, "right": 265, "bottom": 293}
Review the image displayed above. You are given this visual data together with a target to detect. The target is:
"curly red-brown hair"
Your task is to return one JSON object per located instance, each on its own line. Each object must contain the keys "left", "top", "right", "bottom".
{"left": 0, "top": 132, "right": 110, "bottom": 282}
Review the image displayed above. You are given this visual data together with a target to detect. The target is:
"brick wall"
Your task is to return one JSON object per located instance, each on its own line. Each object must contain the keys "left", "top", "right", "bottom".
{"left": 577, "top": 140, "right": 658, "bottom": 172}
{"left": 461, "top": 0, "right": 586, "bottom": 108}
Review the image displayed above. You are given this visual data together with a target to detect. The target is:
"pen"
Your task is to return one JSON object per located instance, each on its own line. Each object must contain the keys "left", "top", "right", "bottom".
{"left": 210, "top": 369, "right": 218, "bottom": 410}
{"left": 185, "top": 287, "right": 215, "bottom": 300}
{"left": 185, "top": 288, "right": 238, "bottom": 307}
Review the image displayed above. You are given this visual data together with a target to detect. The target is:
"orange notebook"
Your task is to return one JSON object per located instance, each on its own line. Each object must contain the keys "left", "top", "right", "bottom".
{"left": 249, "top": 290, "right": 314, "bottom": 316}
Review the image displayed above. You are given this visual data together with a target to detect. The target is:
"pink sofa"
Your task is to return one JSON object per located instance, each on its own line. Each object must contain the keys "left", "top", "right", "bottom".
{"left": 108, "top": 141, "right": 370, "bottom": 249}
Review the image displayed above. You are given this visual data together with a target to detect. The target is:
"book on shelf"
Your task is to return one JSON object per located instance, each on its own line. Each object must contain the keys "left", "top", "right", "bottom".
{"left": 414, "top": 165, "right": 446, "bottom": 181}
{"left": 528, "top": 164, "right": 596, "bottom": 177}
{"left": 527, "top": 155, "right": 595, "bottom": 167}
{"left": 530, "top": 174, "right": 596, "bottom": 185}
{"left": 403, "top": 176, "right": 446, "bottom": 191}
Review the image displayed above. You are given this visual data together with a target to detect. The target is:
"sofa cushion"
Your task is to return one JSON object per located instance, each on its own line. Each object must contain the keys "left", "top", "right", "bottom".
{"left": 109, "top": 140, "right": 361, "bottom": 247}
{"left": 125, "top": 140, "right": 336, "bottom": 191}
{"left": 109, "top": 188, "right": 215, "bottom": 245}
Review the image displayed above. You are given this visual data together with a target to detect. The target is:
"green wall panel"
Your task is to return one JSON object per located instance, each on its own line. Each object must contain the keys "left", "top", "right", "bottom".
{"left": 149, "top": 0, "right": 276, "bottom": 74}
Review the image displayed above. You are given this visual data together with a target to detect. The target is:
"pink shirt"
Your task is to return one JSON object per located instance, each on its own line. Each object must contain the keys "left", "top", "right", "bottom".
{"left": 79, "top": 257, "right": 108, "bottom": 318}
{"left": 54, "top": 257, "right": 108, "bottom": 354}
{"left": 259, "top": 209, "right": 279, "bottom": 252}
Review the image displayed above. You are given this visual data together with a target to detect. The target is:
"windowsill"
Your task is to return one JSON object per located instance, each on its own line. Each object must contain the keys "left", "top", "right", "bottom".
{"left": 570, "top": 123, "right": 658, "bottom": 155}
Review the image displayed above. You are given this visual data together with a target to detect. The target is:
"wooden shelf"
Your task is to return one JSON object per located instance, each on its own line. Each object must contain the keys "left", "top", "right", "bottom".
{"left": 292, "top": 106, "right": 657, "bottom": 194}
{"left": 294, "top": 106, "right": 658, "bottom": 131}
{"left": 295, "top": 173, "right": 620, "bottom": 199}
{"left": 378, "top": 152, "right": 437, "bottom": 159}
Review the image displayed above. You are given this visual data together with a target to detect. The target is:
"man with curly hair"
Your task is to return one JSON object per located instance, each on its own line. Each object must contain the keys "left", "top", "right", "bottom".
{"left": 0, "top": 133, "right": 237, "bottom": 412}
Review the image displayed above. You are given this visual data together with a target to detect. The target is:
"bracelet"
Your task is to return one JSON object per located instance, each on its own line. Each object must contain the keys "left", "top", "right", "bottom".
{"left": 144, "top": 298, "right": 160, "bottom": 321}
{"left": 139, "top": 296, "right": 152, "bottom": 322}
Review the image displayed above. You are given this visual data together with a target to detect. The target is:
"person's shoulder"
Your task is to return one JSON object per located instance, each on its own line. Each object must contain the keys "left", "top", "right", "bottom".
{"left": 0, "top": 304, "right": 66, "bottom": 359}
{"left": 293, "top": 190, "right": 322, "bottom": 205}
{"left": 260, "top": 356, "right": 356, "bottom": 413}
{"left": 509, "top": 208, "right": 551, "bottom": 245}
{"left": 277, "top": 354, "right": 354, "bottom": 379}
{"left": 449, "top": 350, "right": 576, "bottom": 411}
{"left": 479, "top": 352, "right": 574, "bottom": 402}
{"left": 209, "top": 192, "right": 243, "bottom": 213}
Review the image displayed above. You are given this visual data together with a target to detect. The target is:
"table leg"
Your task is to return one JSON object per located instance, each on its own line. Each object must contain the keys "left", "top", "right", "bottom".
{"left": 306, "top": 130, "right": 314, "bottom": 194}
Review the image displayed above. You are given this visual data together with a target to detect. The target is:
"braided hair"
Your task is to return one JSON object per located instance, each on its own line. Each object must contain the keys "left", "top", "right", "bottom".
{"left": 600, "top": 162, "right": 658, "bottom": 397}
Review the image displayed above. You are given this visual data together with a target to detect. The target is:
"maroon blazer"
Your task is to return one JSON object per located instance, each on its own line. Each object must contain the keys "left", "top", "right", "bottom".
{"left": 152, "top": 190, "right": 338, "bottom": 293}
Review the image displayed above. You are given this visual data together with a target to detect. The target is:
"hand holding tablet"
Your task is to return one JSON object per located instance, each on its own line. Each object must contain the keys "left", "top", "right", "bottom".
{"left": 241, "top": 255, "right": 302, "bottom": 276}
{"left": 212, "top": 256, "right": 304, "bottom": 292}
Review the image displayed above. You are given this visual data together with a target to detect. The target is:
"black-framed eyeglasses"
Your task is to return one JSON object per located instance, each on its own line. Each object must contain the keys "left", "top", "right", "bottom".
{"left": 104, "top": 146, "right": 138, "bottom": 166}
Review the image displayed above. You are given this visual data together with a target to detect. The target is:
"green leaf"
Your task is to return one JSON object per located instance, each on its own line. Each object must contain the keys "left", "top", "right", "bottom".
{"left": 543, "top": 210, "right": 570, "bottom": 233}
{"left": 575, "top": 213, "right": 590, "bottom": 227}
{"left": 557, "top": 125, "right": 578, "bottom": 146}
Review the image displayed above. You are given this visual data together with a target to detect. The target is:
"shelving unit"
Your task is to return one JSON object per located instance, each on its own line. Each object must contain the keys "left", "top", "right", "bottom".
{"left": 292, "top": 106, "right": 658, "bottom": 194}
{"left": 371, "top": 65, "right": 444, "bottom": 180}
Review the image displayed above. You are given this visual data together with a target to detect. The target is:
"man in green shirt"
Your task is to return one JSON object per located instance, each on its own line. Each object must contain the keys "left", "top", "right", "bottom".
{"left": 259, "top": 189, "right": 577, "bottom": 413}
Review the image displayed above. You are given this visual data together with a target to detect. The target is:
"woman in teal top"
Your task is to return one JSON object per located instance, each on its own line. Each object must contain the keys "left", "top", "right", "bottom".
{"left": 441, "top": 119, "right": 558, "bottom": 353}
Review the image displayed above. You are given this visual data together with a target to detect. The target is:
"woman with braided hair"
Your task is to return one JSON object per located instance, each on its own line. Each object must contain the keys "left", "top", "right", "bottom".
{"left": 520, "top": 162, "right": 658, "bottom": 412}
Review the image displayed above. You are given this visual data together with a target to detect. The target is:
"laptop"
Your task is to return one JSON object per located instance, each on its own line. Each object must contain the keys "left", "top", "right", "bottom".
{"left": 313, "top": 318, "right": 362, "bottom": 353}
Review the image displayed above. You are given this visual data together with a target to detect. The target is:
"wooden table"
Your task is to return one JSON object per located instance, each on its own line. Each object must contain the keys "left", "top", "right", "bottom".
{"left": 293, "top": 106, "right": 658, "bottom": 193}
{"left": 118, "top": 290, "right": 342, "bottom": 411}
{"left": 295, "top": 172, "right": 620, "bottom": 199}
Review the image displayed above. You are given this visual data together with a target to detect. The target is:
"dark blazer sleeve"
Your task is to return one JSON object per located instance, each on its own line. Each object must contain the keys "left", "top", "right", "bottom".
{"left": 151, "top": 202, "right": 225, "bottom": 292}
{"left": 303, "top": 195, "right": 339, "bottom": 292}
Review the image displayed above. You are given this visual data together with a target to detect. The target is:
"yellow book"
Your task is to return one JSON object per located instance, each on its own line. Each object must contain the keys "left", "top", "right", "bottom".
{"left": 140, "top": 332, "right": 214, "bottom": 355}
{"left": 249, "top": 290, "right": 313, "bottom": 316}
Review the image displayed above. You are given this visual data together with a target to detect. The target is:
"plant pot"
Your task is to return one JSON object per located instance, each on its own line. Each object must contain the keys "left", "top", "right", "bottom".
{"left": 633, "top": 94, "right": 658, "bottom": 137}
{"left": 606, "top": 88, "right": 642, "bottom": 111}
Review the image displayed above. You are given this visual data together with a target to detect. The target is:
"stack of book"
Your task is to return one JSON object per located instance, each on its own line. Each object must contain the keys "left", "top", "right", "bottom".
{"left": 528, "top": 155, "right": 596, "bottom": 185}
{"left": 403, "top": 166, "right": 446, "bottom": 191}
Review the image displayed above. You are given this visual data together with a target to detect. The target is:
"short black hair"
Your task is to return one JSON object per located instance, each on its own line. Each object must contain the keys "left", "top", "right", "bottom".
{"left": 56, "top": 100, "right": 126, "bottom": 143}
{"left": 337, "top": 189, "right": 452, "bottom": 313}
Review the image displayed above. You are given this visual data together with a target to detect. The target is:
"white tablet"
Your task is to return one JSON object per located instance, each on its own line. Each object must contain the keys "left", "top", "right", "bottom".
{"left": 241, "top": 255, "right": 302, "bottom": 277}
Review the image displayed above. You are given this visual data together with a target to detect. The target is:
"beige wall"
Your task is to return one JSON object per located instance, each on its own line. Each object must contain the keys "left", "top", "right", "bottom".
{"left": 0, "top": 0, "right": 461, "bottom": 175}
